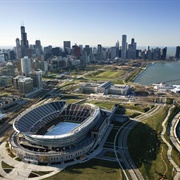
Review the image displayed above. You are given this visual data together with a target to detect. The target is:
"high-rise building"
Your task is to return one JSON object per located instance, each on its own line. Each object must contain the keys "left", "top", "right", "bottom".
{"left": 72, "top": 44, "right": 80, "bottom": 58}
{"left": 44, "top": 45, "right": 52, "bottom": 60}
{"left": 84, "top": 45, "right": 91, "bottom": 56}
{"left": 0, "top": 76, "right": 12, "bottom": 87}
{"left": 35, "top": 40, "right": 42, "bottom": 56}
{"left": 128, "top": 38, "right": 136, "bottom": 59}
{"left": 63, "top": 41, "right": 71, "bottom": 49}
{"left": 97, "top": 44, "right": 102, "bottom": 53}
{"left": 9, "top": 50, "right": 15, "bottom": 60}
{"left": 29, "top": 71, "right": 42, "bottom": 89}
{"left": 110, "top": 47, "right": 117, "bottom": 59}
{"left": 18, "top": 77, "right": 33, "bottom": 94}
{"left": 116, "top": 40, "right": 119, "bottom": 57}
{"left": 63, "top": 41, "right": 71, "bottom": 55}
{"left": 21, "top": 56, "right": 31, "bottom": 76}
{"left": 16, "top": 38, "right": 22, "bottom": 58}
{"left": 20, "top": 26, "right": 29, "bottom": 48}
{"left": 175, "top": 46, "right": 180, "bottom": 59}
{"left": 121, "top": 35, "right": 127, "bottom": 60}
{"left": 161, "top": 47, "right": 167, "bottom": 60}
{"left": 20, "top": 26, "right": 29, "bottom": 57}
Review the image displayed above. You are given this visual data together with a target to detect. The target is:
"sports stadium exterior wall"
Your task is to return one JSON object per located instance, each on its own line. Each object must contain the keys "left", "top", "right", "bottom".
{"left": 10, "top": 101, "right": 111, "bottom": 164}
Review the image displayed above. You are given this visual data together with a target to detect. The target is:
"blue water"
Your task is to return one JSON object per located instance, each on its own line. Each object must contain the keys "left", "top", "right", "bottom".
{"left": 134, "top": 61, "right": 180, "bottom": 141}
{"left": 134, "top": 61, "right": 180, "bottom": 85}
{"left": 177, "top": 122, "right": 180, "bottom": 141}
{"left": 45, "top": 122, "right": 79, "bottom": 136}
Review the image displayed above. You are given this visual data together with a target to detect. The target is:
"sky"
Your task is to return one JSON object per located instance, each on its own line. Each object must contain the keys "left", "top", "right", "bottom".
{"left": 0, "top": 0, "right": 180, "bottom": 48}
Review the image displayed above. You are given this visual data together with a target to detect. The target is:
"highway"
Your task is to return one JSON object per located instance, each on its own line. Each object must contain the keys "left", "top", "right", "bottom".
{"left": 114, "top": 104, "right": 162, "bottom": 180}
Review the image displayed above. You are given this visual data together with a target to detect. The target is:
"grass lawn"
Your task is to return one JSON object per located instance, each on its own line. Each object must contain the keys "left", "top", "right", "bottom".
{"left": 85, "top": 69, "right": 125, "bottom": 82}
{"left": 45, "top": 159, "right": 122, "bottom": 180}
{"left": 128, "top": 106, "right": 175, "bottom": 179}
{"left": 66, "top": 99, "right": 80, "bottom": 105}
{"left": 87, "top": 100, "right": 116, "bottom": 110}
{"left": 125, "top": 109, "right": 141, "bottom": 118}
{"left": 31, "top": 171, "right": 52, "bottom": 176}
{"left": 123, "top": 103, "right": 152, "bottom": 113}
{"left": 2, "top": 161, "right": 14, "bottom": 169}
{"left": 96, "top": 70, "right": 123, "bottom": 78}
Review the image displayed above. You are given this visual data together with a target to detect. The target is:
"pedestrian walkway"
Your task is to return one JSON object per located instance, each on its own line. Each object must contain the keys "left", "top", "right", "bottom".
{"left": 0, "top": 141, "right": 62, "bottom": 180}
{"left": 170, "top": 112, "right": 180, "bottom": 152}
{"left": 161, "top": 106, "right": 180, "bottom": 180}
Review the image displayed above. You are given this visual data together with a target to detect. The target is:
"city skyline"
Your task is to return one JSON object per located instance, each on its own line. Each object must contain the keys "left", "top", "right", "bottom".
{"left": 0, "top": 0, "right": 180, "bottom": 47}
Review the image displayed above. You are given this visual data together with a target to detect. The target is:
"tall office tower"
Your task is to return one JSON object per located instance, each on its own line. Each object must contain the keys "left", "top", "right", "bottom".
{"left": 63, "top": 41, "right": 71, "bottom": 55}
{"left": 161, "top": 47, "right": 167, "bottom": 60}
{"left": 121, "top": 35, "right": 127, "bottom": 60}
{"left": 9, "top": 50, "right": 15, "bottom": 60}
{"left": 72, "top": 44, "right": 80, "bottom": 58}
{"left": 29, "top": 70, "right": 42, "bottom": 89}
{"left": 130, "top": 38, "right": 136, "bottom": 59}
{"left": 20, "top": 26, "right": 29, "bottom": 57}
{"left": 35, "top": 40, "right": 42, "bottom": 55}
{"left": 20, "top": 26, "right": 29, "bottom": 48}
{"left": 110, "top": 47, "right": 117, "bottom": 59}
{"left": 16, "top": 38, "right": 22, "bottom": 58}
{"left": 147, "top": 46, "right": 152, "bottom": 60}
{"left": 52, "top": 47, "right": 61, "bottom": 56}
{"left": 84, "top": 45, "right": 91, "bottom": 56}
{"left": 131, "top": 38, "right": 134, "bottom": 46}
{"left": 63, "top": 41, "right": 71, "bottom": 49}
{"left": 97, "top": 44, "right": 102, "bottom": 53}
{"left": 96, "top": 44, "right": 103, "bottom": 61}
{"left": 79, "top": 45, "right": 83, "bottom": 55}
{"left": 175, "top": 46, "right": 180, "bottom": 59}
{"left": 44, "top": 45, "right": 52, "bottom": 60}
{"left": 21, "top": 56, "right": 32, "bottom": 76}
{"left": 116, "top": 40, "right": 119, "bottom": 57}
{"left": 92, "top": 47, "right": 97, "bottom": 54}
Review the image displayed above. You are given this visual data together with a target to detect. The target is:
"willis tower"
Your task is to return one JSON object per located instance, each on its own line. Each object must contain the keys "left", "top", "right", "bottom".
{"left": 20, "top": 25, "right": 29, "bottom": 57}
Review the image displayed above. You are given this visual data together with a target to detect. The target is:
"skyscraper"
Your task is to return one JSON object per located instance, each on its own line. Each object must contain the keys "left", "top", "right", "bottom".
{"left": 161, "top": 47, "right": 167, "bottom": 60}
{"left": 29, "top": 71, "right": 42, "bottom": 89}
{"left": 21, "top": 26, "right": 29, "bottom": 48}
{"left": 128, "top": 38, "right": 136, "bottom": 59}
{"left": 116, "top": 40, "right": 119, "bottom": 57}
{"left": 97, "top": 44, "right": 102, "bottom": 53}
{"left": 63, "top": 41, "right": 71, "bottom": 49}
{"left": 20, "top": 26, "right": 29, "bottom": 57}
{"left": 21, "top": 56, "right": 31, "bottom": 76}
{"left": 15, "top": 38, "right": 22, "bottom": 58}
{"left": 72, "top": 44, "right": 80, "bottom": 58}
{"left": 121, "top": 35, "right": 127, "bottom": 60}
{"left": 35, "top": 40, "right": 42, "bottom": 55}
{"left": 84, "top": 45, "right": 91, "bottom": 56}
{"left": 63, "top": 41, "right": 71, "bottom": 55}
{"left": 175, "top": 46, "right": 180, "bottom": 59}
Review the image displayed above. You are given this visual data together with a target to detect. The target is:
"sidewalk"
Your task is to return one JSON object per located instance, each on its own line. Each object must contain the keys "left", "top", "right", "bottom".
{"left": 170, "top": 112, "right": 180, "bottom": 152}
{"left": 0, "top": 142, "right": 62, "bottom": 180}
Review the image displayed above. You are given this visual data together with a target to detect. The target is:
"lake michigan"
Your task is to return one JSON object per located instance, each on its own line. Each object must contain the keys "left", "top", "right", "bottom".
{"left": 134, "top": 61, "right": 180, "bottom": 142}
{"left": 134, "top": 61, "right": 180, "bottom": 85}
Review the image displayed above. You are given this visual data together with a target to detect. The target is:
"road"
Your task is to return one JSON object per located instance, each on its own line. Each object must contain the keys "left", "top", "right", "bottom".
{"left": 115, "top": 104, "right": 162, "bottom": 180}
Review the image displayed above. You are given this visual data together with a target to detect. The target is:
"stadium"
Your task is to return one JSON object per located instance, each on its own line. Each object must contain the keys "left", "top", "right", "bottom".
{"left": 10, "top": 101, "right": 111, "bottom": 164}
